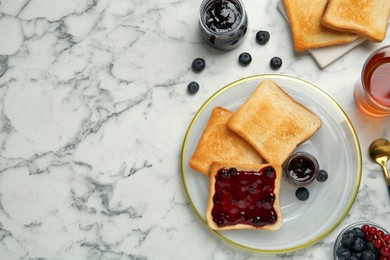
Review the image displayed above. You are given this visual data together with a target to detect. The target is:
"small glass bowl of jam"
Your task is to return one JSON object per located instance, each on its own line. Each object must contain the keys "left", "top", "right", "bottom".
{"left": 283, "top": 151, "right": 319, "bottom": 186}
{"left": 198, "top": 0, "right": 248, "bottom": 51}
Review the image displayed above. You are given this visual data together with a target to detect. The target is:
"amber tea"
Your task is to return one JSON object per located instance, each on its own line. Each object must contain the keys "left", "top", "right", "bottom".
{"left": 354, "top": 46, "right": 390, "bottom": 117}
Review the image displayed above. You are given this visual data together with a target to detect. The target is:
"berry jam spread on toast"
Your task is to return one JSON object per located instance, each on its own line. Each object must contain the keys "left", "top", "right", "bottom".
{"left": 211, "top": 166, "right": 278, "bottom": 228}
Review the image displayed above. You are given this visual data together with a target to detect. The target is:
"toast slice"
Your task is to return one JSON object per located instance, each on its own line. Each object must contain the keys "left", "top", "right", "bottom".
{"left": 189, "top": 106, "right": 264, "bottom": 175}
{"left": 227, "top": 80, "right": 322, "bottom": 166}
{"left": 206, "top": 162, "right": 283, "bottom": 231}
{"left": 321, "top": 0, "right": 390, "bottom": 42}
{"left": 283, "top": 0, "right": 358, "bottom": 52}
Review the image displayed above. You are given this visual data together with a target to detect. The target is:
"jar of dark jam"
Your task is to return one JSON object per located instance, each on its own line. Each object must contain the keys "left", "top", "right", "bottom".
{"left": 283, "top": 151, "right": 319, "bottom": 186}
{"left": 199, "top": 0, "right": 248, "bottom": 51}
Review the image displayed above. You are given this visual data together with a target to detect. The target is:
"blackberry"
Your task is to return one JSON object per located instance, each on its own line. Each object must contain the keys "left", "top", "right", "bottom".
{"left": 317, "top": 169, "right": 328, "bottom": 182}
{"left": 270, "top": 56, "right": 282, "bottom": 70}
{"left": 191, "top": 58, "right": 205, "bottom": 72}
{"left": 295, "top": 187, "right": 309, "bottom": 201}
{"left": 187, "top": 81, "right": 199, "bottom": 95}
{"left": 256, "top": 30, "right": 270, "bottom": 45}
{"left": 238, "top": 52, "right": 252, "bottom": 66}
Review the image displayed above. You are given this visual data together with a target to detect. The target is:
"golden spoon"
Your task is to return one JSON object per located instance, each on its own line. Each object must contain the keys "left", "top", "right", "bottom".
{"left": 368, "top": 138, "right": 390, "bottom": 188}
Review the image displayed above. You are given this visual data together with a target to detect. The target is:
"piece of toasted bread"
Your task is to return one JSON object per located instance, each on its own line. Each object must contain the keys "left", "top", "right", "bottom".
{"left": 283, "top": 0, "right": 359, "bottom": 52}
{"left": 321, "top": 0, "right": 390, "bottom": 42}
{"left": 189, "top": 106, "right": 264, "bottom": 175}
{"left": 227, "top": 80, "right": 322, "bottom": 166}
{"left": 206, "top": 162, "right": 283, "bottom": 231}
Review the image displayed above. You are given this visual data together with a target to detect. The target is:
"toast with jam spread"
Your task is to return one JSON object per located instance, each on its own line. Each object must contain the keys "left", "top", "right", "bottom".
{"left": 283, "top": 0, "right": 358, "bottom": 52}
{"left": 206, "top": 162, "right": 283, "bottom": 231}
{"left": 321, "top": 0, "right": 390, "bottom": 42}
{"left": 227, "top": 79, "right": 322, "bottom": 166}
{"left": 189, "top": 106, "right": 264, "bottom": 175}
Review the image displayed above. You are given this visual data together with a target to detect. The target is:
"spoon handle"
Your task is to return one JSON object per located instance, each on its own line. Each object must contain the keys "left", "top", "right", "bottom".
{"left": 379, "top": 160, "right": 390, "bottom": 186}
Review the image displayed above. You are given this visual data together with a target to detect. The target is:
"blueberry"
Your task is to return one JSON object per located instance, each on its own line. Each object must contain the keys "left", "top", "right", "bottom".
{"left": 256, "top": 30, "right": 270, "bottom": 45}
{"left": 352, "top": 227, "right": 365, "bottom": 239}
{"left": 270, "top": 56, "right": 282, "bottom": 70}
{"left": 317, "top": 169, "right": 328, "bottom": 182}
{"left": 341, "top": 230, "right": 356, "bottom": 249}
{"left": 216, "top": 217, "right": 224, "bottom": 226}
{"left": 265, "top": 167, "right": 275, "bottom": 178}
{"left": 252, "top": 216, "right": 261, "bottom": 224}
{"left": 352, "top": 252, "right": 362, "bottom": 259}
{"left": 228, "top": 167, "right": 237, "bottom": 175}
{"left": 248, "top": 185, "right": 257, "bottom": 193}
{"left": 220, "top": 168, "right": 230, "bottom": 178}
{"left": 187, "top": 81, "right": 199, "bottom": 94}
{"left": 238, "top": 52, "right": 252, "bottom": 66}
{"left": 191, "top": 58, "right": 205, "bottom": 72}
{"left": 269, "top": 211, "right": 277, "bottom": 223}
{"left": 268, "top": 193, "right": 275, "bottom": 202}
{"left": 295, "top": 187, "right": 309, "bottom": 201}
{"left": 336, "top": 246, "right": 351, "bottom": 260}
{"left": 366, "top": 242, "right": 379, "bottom": 256}
{"left": 352, "top": 237, "right": 366, "bottom": 252}
{"left": 213, "top": 194, "right": 222, "bottom": 204}
{"left": 361, "top": 250, "right": 376, "bottom": 260}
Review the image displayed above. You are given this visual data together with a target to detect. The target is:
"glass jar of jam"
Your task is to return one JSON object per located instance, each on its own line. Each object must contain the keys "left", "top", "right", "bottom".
{"left": 198, "top": 0, "right": 248, "bottom": 51}
{"left": 283, "top": 151, "right": 319, "bottom": 186}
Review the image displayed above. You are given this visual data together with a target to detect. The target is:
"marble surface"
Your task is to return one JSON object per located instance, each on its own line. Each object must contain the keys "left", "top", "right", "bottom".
{"left": 0, "top": 0, "right": 389, "bottom": 259}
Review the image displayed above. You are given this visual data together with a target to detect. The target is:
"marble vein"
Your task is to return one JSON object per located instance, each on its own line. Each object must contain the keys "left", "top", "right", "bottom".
{"left": 0, "top": 0, "right": 389, "bottom": 259}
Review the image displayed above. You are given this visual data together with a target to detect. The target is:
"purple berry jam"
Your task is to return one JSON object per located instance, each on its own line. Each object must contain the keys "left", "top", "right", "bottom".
{"left": 211, "top": 166, "right": 278, "bottom": 227}
{"left": 203, "top": 0, "right": 242, "bottom": 33}
{"left": 283, "top": 152, "right": 319, "bottom": 186}
{"left": 199, "top": 0, "right": 248, "bottom": 50}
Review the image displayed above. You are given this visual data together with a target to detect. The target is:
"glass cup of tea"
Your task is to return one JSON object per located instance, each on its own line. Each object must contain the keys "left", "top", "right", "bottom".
{"left": 354, "top": 45, "right": 390, "bottom": 118}
{"left": 198, "top": 0, "right": 248, "bottom": 51}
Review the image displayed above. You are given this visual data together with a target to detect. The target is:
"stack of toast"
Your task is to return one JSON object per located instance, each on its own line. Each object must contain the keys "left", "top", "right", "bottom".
{"left": 189, "top": 79, "right": 322, "bottom": 231}
{"left": 283, "top": 0, "right": 390, "bottom": 52}
{"left": 189, "top": 106, "right": 264, "bottom": 175}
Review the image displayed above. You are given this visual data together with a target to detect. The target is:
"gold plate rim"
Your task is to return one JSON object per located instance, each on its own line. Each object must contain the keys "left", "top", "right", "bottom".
{"left": 180, "top": 74, "right": 362, "bottom": 254}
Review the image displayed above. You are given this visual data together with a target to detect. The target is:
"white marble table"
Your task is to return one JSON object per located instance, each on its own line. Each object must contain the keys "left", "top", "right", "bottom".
{"left": 0, "top": 0, "right": 389, "bottom": 259}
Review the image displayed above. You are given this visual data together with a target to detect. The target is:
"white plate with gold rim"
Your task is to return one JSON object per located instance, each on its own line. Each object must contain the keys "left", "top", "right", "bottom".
{"left": 181, "top": 74, "right": 362, "bottom": 253}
